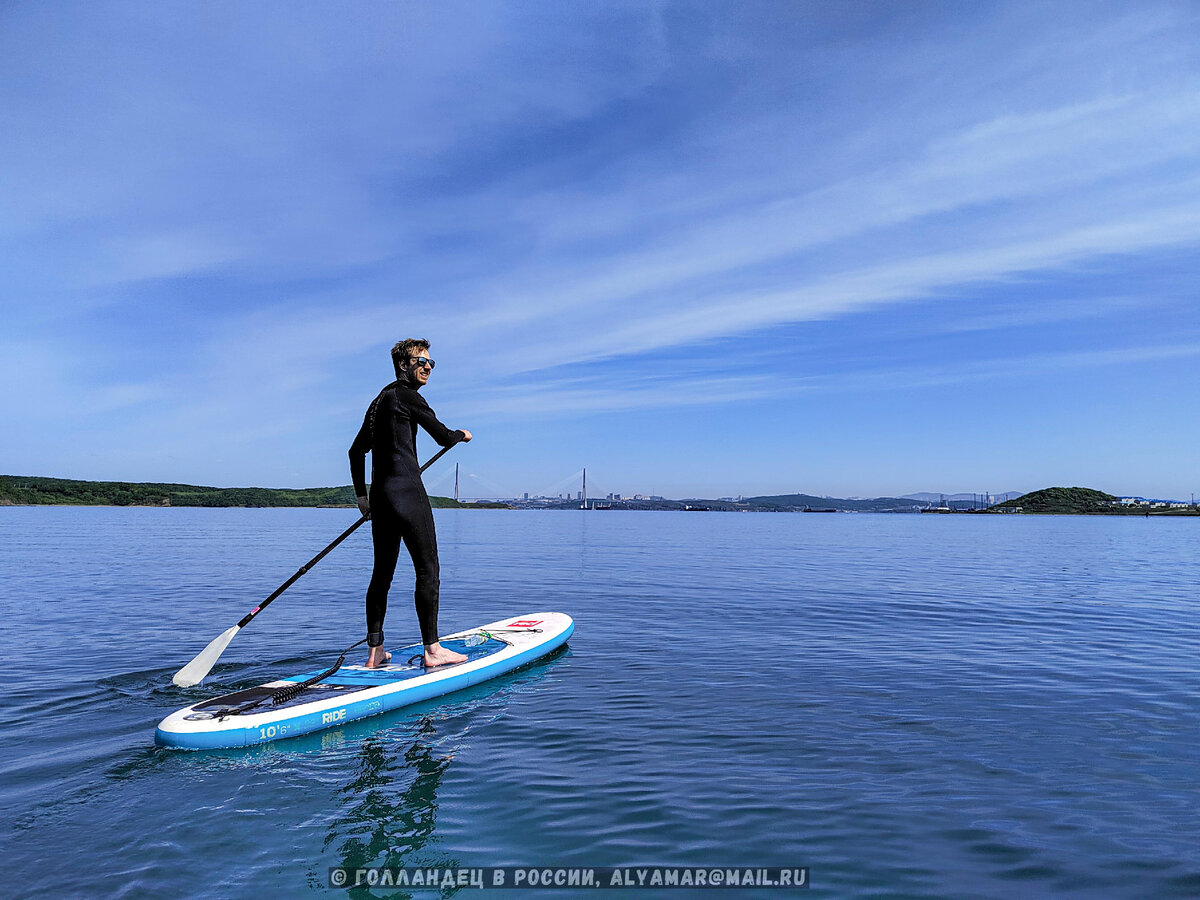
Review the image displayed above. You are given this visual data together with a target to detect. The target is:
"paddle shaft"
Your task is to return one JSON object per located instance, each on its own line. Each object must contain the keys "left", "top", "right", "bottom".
{"left": 234, "top": 443, "right": 455, "bottom": 629}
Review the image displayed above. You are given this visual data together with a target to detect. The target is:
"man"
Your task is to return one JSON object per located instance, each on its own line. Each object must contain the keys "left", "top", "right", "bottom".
{"left": 349, "top": 339, "right": 472, "bottom": 668}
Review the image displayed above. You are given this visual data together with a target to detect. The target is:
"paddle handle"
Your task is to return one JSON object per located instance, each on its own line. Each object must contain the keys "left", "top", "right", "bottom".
{"left": 234, "top": 443, "right": 457, "bottom": 628}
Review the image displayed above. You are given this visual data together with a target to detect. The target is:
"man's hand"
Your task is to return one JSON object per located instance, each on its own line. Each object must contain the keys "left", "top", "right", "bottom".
{"left": 460, "top": 429, "right": 473, "bottom": 442}
{"left": 356, "top": 495, "right": 371, "bottom": 518}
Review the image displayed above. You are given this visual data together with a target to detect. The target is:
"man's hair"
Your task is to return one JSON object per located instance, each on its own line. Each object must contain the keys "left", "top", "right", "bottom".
{"left": 392, "top": 338, "right": 431, "bottom": 379}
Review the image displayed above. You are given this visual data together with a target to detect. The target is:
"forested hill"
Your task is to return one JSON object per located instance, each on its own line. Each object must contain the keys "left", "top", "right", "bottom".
{"left": 992, "top": 486, "right": 1119, "bottom": 514}
{"left": 0, "top": 475, "right": 502, "bottom": 509}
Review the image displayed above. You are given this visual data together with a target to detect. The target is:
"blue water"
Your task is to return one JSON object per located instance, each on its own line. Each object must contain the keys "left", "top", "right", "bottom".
{"left": 1, "top": 507, "right": 1198, "bottom": 897}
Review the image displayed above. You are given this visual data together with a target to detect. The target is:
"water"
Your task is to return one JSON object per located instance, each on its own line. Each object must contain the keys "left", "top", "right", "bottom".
{"left": 1, "top": 507, "right": 1197, "bottom": 898}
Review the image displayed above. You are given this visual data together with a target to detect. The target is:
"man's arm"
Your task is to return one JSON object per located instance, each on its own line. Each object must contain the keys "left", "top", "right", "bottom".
{"left": 408, "top": 391, "right": 467, "bottom": 448}
{"left": 348, "top": 398, "right": 376, "bottom": 501}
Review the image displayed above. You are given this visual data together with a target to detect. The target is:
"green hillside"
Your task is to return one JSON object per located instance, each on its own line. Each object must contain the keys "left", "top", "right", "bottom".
{"left": 992, "top": 486, "right": 1119, "bottom": 514}
{"left": 0, "top": 475, "right": 506, "bottom": 509}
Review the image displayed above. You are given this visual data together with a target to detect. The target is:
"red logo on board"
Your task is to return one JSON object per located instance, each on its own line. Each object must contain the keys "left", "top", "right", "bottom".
{"left": 509, "top": 619, "right": 543, "bottom": 627}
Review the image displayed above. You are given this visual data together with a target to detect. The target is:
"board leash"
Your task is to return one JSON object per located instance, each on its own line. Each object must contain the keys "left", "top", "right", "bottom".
{"left": 221, "top": 637, "right": 368, "bottom": 718}
{"left": 270, "top": 637, "right": 370, "bottom": 706}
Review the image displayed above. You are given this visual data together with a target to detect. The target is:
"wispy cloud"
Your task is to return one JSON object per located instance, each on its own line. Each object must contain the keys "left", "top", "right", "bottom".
{"left": 449, "top": 337, "right": 1200, "bottom": 423}
{"left": 3, "top": 2, "right": 1199, "bottom": 494}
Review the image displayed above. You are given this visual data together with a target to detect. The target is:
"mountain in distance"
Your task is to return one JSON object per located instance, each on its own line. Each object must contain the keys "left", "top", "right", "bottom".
{"left": 741, "top": 490, "right": 1025, "bottom": 512}
{"left": 743, "top": 493, "right": 925, "bottom": 512}
{"left": 902, "top": 491, "right": 1023, "bottom": 503}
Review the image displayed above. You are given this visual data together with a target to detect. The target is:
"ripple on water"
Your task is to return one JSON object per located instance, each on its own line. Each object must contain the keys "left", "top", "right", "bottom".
{"left": 2, "top": 509, "right": 1200, "bottom": 897}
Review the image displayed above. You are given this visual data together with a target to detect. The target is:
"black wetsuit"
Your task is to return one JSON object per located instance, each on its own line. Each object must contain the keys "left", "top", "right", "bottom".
{"left": 349, "top": 379, "right": 465, "bottom": 647}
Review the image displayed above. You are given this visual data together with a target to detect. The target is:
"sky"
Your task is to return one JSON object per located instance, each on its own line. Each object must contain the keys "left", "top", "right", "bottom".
{"left": 2, "top": 1, "right": 1199, "bottom": 501}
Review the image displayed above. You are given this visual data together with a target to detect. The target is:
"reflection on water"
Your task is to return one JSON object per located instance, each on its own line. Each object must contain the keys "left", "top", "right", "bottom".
{"left": 311, "top": 657, "right": 565, "bottom": 896}
{"left": 327, "top": 718, "right": 454, "bottom": 866}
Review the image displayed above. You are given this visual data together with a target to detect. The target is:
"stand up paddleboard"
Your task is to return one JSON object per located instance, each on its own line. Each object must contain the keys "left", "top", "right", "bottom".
{"left": 156, "top": 612, "right": 573, "bottom": 750}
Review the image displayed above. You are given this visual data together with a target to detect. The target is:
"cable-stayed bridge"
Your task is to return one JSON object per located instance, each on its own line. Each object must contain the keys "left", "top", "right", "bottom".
{"left": 424, "top": 464, "right": 610, "bottom": 505}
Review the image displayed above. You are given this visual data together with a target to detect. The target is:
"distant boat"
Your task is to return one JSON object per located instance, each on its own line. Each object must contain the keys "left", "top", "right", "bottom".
{"left": 802, "top": 506, "right": 837, "bottom": 513}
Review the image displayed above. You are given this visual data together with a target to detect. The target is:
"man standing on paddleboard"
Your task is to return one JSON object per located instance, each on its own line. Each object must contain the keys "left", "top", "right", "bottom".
{"left": 349, "top": 339, "right": 472, "bottom": 668}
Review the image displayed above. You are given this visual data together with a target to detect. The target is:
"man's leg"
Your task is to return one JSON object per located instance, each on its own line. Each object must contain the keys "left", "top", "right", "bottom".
{"left": 401, "top": 505, "right": 466, "bottom": 667}
{"left": 365, "top": 509, "right": 402, "bottom": 667}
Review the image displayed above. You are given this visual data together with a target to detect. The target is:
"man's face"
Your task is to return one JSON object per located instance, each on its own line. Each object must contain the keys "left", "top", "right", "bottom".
{"left": 407, "top": 350, "right": 433, "bottom": 386}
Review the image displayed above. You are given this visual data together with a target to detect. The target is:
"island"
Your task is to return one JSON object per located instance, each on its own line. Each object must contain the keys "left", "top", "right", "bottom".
{"left": 989, "top": 486, "right": 1198, "bottom": 515}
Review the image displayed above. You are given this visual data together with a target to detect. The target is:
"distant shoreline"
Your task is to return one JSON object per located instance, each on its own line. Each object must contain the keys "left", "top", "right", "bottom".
{"left": 0, "top": 475, "right": 509, "bottom": 510}
{"left": 3, "top": 503, "right": 1194, "bottom": 516}
{"left": 1, "top": 476, "right": 1194, "bottom": 515}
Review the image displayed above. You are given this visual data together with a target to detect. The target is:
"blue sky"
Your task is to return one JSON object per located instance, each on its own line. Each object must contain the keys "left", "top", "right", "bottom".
{"left": 2, "top": 1, "right": 1198, "bottom": 500}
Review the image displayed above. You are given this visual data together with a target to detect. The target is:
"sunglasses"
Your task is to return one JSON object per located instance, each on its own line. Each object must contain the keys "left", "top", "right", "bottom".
{"left": 408, "top": 357, "right": 435, "bottom": 370}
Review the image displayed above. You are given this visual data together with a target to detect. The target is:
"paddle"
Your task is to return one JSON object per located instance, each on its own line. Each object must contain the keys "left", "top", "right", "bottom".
{"left": 172, "top": 444, "right": 457, "bottom": 687}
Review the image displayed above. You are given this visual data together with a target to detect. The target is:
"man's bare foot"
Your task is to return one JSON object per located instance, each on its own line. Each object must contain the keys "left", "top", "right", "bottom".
{"left": 365, "top": 647, "right": 392, "bottom": 668}
{"left": 424, "top": 642, "right": 467, "bottom": 667}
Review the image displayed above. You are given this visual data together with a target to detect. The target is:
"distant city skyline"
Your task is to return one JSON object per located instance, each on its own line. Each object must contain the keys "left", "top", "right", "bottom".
{"left": 430, "top": 475, "right": 1196, "bottom": 507}
{"left": 3, "top": 3, "right": 1199, "bottom": 500}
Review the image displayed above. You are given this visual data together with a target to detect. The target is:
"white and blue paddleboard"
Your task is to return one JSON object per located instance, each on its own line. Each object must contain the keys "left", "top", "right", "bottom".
{"left": 156, "top": 612, "right": 573, "bottom": 750}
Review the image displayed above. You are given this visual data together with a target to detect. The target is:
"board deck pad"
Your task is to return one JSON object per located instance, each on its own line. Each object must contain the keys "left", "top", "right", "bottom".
{"left": 191, "top": 636, "right": 509, "bottom": 714}
{"left": 157, "top": 613, "right": 572, "bottom": 749}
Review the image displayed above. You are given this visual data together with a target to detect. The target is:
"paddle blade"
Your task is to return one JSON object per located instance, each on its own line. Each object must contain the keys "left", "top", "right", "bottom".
{"left": 172, "top": 624, "right": 241, "bottom": 687}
